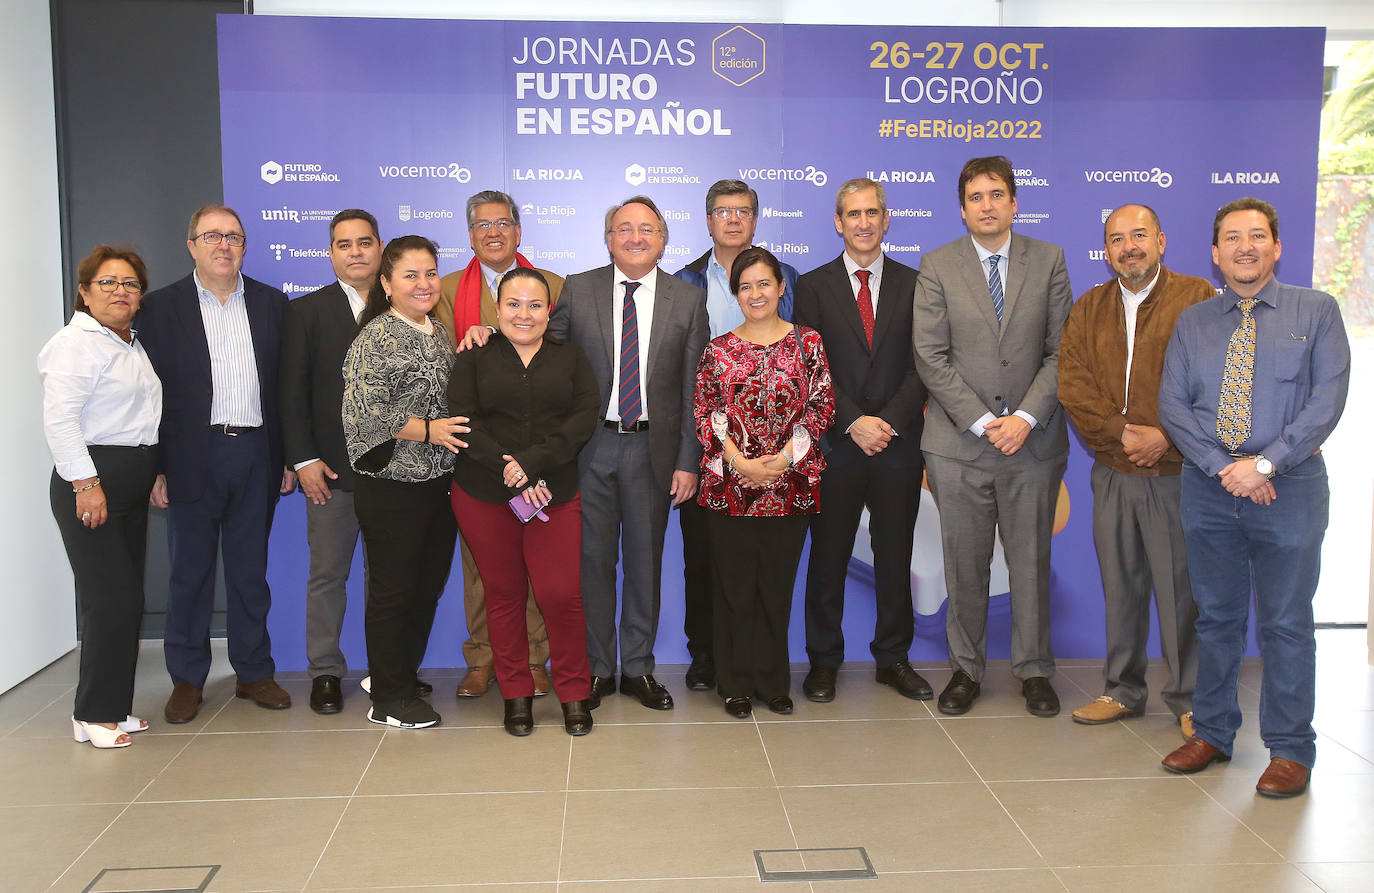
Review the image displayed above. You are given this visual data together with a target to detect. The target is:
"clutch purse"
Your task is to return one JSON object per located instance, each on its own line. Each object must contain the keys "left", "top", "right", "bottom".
{"left": 508, "top": 492, "right": 551, "bottom": 524}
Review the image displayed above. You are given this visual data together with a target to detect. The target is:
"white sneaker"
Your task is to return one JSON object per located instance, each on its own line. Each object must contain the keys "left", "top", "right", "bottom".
{"left": 360, "top": 675, "right": 371, "bottom": 694}
{"left": 367, "top": 700, "right": 439, "bottom": 729}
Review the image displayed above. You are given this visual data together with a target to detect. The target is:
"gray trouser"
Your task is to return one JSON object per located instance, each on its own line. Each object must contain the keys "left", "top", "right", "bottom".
{"left": 1090, "top": 462, "right": 1196, "bottom": 717}
{"left": 305, "top": 488, "right": 365, "bottom": 679}
{"left": 579, "top": 425, "right": 670, "bottom": 678}
{"left": 925, "top": 448, "right": 1065, "bottom": 682}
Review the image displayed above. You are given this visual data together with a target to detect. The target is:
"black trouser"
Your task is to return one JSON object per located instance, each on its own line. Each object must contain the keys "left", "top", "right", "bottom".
{"left": 679, "top": 496, "right": 713, "bottom": 660}
{"left": 354, "top": 473, "right": 457, "bottom": 706}
{"left": 708, "top": 512, "right": 809, "bottom": 701}
{"left": 50, "top": 445, "right": 157, "bottom": 723}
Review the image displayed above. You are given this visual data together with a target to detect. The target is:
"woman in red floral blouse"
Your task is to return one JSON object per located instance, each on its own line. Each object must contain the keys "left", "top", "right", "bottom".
{"left": 694, "top": 246, "right": 834, "bottom": 718}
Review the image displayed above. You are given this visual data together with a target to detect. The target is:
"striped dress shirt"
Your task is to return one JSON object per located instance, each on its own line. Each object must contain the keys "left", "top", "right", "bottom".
{"left": 194, "top": 270, "right": 263, "bottom": 427}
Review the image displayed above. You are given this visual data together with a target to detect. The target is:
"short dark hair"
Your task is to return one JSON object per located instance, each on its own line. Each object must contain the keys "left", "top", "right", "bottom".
{"left": 1212, "top": 197, "right": 1279, "bottom": 246}
{"left": 496, "top": 266, "right": 550, "bottom": 301}
{"left": 705, "top": 179, "right": 758, "bottom": 217}
{"left": 604, "top": 195, "right": 669, "bottom": 245}
{"left": 957, "top": 156, "right": 1016, "bottom": 204}
{"left": 466, "top": 190, "right": 520, "bottom": 227}
{"left": 359, "top": 235, "right": 440, "bottom": 328}
{"left": 330, "top": 209, "right": 379, "bottom": 242}
{"left": 75, "top": 245, "right": 149, "bottom": 313}
{"left": 729, "top": 245, "right": 784, "bottom": 296}
{"left": 187, "top": 204, "right": 244, "bottom": 241}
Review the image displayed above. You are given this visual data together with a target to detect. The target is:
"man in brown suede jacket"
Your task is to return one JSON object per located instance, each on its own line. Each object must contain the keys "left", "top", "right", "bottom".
{"left": 1058, "top": 204, "right": 1215, "bottom": 736}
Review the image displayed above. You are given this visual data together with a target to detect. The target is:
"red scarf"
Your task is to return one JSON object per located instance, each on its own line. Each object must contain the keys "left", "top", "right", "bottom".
{"left": 454, "top": 252, "right": 536, "bottom": 336}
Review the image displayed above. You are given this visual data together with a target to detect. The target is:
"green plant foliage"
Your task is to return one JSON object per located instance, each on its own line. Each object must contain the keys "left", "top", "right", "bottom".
{"left": 1322, "top": 42, "right": 1374, "bottom": 147}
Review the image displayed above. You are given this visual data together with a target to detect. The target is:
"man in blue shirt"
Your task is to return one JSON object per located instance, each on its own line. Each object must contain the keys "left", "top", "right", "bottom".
{"left": 673, "top": 179, "right": 798, "bottom": 690}
{"left": 1157, "top": 197, "right": 1349, "bottom": 798}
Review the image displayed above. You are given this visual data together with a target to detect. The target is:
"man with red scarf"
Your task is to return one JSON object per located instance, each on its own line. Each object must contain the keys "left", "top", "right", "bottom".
{"left": 435, "top": 189, "right": 564, "bottom": 699}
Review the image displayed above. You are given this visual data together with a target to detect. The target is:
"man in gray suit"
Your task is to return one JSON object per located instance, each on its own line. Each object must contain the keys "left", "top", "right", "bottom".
{"left": 913, "top": 155, "right": 1073, "bottom": 717}
{"left": 548, "top": 195, "right": 709, "bottom": 711}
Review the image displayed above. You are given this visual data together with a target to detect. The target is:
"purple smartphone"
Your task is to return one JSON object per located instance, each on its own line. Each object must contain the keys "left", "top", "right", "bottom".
{"left": 508, "top": 493, "right": 551, "bottom": 523}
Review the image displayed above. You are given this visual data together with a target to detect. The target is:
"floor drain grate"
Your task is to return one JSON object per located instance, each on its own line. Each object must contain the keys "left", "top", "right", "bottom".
{"left": 754, "top": 846, "right": 877, "bottom": 882}
{"left": 81, "top": 865, "right": 221, "bottom": 893}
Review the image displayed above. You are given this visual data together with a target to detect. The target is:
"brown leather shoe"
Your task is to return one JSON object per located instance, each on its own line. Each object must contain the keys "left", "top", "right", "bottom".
{"left": 1256, "top": 757, "right": 1310, "bottom": 798}
{"left": 531, "top": 664, "right": 551, "bottom": 697}
{"left": 1072, "top": 695, "right": 1142, "bottom": 725}
{"left": 1162, "top": 736, "right": 1231, "bottom": 774}
{"left": 235, "top": 677, "right": 292, "bottom": 710}
{"left": 456, "top": 665, "right": 493, "bottom": 698}
{"left": 164, "top": 682, "right": 203, "bottom": 724}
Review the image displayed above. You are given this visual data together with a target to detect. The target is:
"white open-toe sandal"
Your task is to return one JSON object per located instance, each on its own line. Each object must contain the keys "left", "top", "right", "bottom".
{"left": 118, "top": 715, "right": 148, "bottom": 733}
{"left": 72, "top": 718, "right": 133, "bottom": 748}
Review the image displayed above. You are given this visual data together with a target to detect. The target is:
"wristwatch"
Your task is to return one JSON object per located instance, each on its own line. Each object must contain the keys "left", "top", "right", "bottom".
{"left": 1254, "top": 455, "right": 1274, "bottom": 478}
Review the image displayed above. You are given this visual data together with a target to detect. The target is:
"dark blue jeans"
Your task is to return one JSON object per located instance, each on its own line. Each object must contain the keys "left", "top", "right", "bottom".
{"left": 1179, "top": 456, "right": 1328, "bottom": 767}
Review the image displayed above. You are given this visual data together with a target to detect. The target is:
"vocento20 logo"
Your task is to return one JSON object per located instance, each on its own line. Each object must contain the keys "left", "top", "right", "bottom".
{"left": 1082, "top": 167, "right": 1173, "bottom": 188}
{"left": 735, "top": 166, "right": 828, "bottom": 187}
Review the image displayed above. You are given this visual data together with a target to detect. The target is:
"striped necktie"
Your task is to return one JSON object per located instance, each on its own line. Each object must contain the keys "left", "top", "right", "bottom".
{"left": 987, "top": 254, "right": 1004, "bottom": 324}
{"left": 618, "top": 280, "right": 642, "bottom": 424}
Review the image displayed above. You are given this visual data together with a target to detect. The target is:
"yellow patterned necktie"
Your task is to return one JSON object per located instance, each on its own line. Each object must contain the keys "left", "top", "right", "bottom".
{"left": 1216, "top": 297, "right": 1259, "bottom": 451}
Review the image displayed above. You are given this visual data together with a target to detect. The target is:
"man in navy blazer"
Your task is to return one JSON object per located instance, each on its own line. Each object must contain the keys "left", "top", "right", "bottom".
{"left": 279, "top": 209, "right": 382, "bottom": 714}
{"left": 137, "top": 204, "right": 295, "bottom": 723}
{"left": 794, "top": 177, "right": 930, "bottom": 705}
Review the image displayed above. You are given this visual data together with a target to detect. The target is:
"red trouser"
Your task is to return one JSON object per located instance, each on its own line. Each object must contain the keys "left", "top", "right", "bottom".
{"left": 451, "top": 487, "right": 592, "bottom": 701}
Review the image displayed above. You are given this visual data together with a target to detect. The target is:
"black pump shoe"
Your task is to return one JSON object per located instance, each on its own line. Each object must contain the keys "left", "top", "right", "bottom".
{"left": 503, "top": 696, "right": 534, "bottom": 737}
{"left": 561, "top": 700, "right": 593, "bottom": 736}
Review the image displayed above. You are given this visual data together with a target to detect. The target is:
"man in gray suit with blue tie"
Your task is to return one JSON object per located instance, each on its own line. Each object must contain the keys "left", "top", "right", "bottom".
{"left": 548, "top": 195, "right": 709, "bottom": 711}
{"left": 913, "top": 156, "right": 1073, "bottom": 718}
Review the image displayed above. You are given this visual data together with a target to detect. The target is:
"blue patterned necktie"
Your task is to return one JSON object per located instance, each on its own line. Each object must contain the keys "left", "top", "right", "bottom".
{"left": 618, "top": 281, "right": 642, "bottom": 424}
{"left": 987, "top": 254, "right": 1004, "bottom": 324}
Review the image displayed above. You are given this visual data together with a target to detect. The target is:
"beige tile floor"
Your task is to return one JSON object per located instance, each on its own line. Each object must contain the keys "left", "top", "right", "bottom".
{"left": 1, "top": 630, "right": 1371, "bottom": 892}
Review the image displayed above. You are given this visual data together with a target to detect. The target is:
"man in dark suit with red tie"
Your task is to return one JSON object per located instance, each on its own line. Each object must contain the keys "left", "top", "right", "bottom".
{"left": 279, "top": 209, "right": 382, "bottom": 714}
{"left": 793, "top": 177, "right": 930, "bottom": 704}
{"left": 137, "top": 204, "right": 294, "bottom": 723}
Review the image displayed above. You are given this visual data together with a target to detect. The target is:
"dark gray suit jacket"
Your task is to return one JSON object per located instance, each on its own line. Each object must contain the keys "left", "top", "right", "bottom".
{"left": 913, "top": 232, "right": 1073, "bottom": 462}
{"left": 548, "top": 264, "right": 708, "bottom": 491}
{"left": 279, "top": 281, "right": 358, "bottom": 490}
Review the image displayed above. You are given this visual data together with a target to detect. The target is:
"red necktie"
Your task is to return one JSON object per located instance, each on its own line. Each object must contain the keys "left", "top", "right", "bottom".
{"left": 856, "top": 269, "right": 874, "bottom": 348}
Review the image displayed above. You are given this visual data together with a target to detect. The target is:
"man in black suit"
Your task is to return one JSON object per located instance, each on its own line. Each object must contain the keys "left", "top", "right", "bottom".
{"left": 137, "top": 204, "right": 295, "bottom": 723}
{"left": 279, "top": 209, "right": 382, "bottom": 714}
{"left": 793, "top": 177, "right": 930, "bottom": 704}
{"left": 547, "top": 195, "right": 709, "bottom": 711}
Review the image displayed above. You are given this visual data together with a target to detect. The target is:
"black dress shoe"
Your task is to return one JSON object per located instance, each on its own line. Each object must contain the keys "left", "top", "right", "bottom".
{"left": 1021, "top": 677, "right": 1060, "bottom": 717}
{"left": 764, "top": 695, "right": 794, "bottom": 715}
{"left": 685, "top": 654, "right": 716, "bottom": 691}
{"left": 561, "top": 700, "right": 593, "bottom": 736}
{"left": 619, "top": 674, "right": 674, "bottom": 710}
{"left": 588, "top": 675, "right": 616, "bottom": 710}
{"left": 503, "top": 697, "right": 534, "bottom": 737}
{"left": 875, "top": 660, "right": 934, "bottom": 701}
{"left": 724, "top": 697, "right": 752, "bottom": 718}
{"left": 802, "top": 665, "right": 838, "bottom": 702}
{"left": 938, "top": 669, "right": 981, "bottom": 715}
{"left": 310, "top": 675, "right": 343, "bottom": 715}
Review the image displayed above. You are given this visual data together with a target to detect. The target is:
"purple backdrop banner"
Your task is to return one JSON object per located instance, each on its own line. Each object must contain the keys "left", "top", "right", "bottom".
{"left": 219, "top": 16, "right": 1321, "bottom": 670}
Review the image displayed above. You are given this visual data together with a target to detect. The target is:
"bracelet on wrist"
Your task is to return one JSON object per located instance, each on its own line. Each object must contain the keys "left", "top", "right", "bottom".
{"left": 424, "top": 418, "right": 431, "bottom": 443}
{"left": 727, "top": 453, "right": 742, "bottom": 474}
{"left": 73, "top": 478, "right": 100, "bottom": 493}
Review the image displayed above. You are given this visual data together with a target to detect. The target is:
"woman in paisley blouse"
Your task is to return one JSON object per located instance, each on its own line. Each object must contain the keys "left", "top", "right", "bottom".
{"left": 343, "top": 235, "right": 469, "bottom": 729}
{"left": 694, "top": 246, "right": 834, "bottom": 719}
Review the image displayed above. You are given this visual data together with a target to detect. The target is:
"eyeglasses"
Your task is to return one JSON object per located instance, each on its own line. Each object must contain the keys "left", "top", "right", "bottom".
{"left": 193, "top": 231, "right": 246, "bottom": 248}
{"left": 710, "top": 207, "right": 755, "bottom": 220}
{"left": 86, "top": 278, "right": 144, "bottom": 295}
{"left": 470, "top": 219, "right": 515, "bottom": 232}
{"left": 610, "top": 225, "right": 661, "bottom": 239}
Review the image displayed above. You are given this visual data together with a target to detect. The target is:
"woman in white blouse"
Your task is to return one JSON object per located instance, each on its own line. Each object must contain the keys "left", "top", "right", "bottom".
{"left": 39, "top": 246, "right": 162, "bottom": 749}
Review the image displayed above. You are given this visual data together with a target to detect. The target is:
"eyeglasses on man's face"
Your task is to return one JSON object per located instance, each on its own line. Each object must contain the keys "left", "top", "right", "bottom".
{"left": 709, "top": 207, "right": 755, "bottom": 220}
{"left": 193, "top": 231, "right": 246, "bottom": 248}
{"left": 610, "top": 224, "right": 661, "bottom": 239}
{"left": 470, "top": 219, "right": 516, "bottom": 233}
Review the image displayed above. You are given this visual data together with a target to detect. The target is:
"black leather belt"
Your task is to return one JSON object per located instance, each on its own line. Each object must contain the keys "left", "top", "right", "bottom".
{"left": 209, "top": 424, "right": 261, "bottom": 436}
{"left": 603, "top": 419, "right": 649, "bottom": 434}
